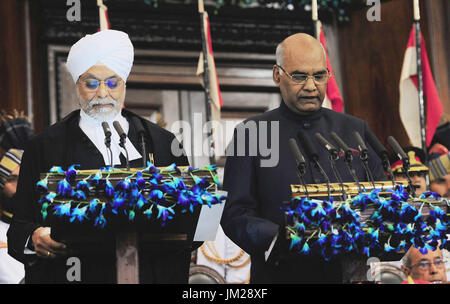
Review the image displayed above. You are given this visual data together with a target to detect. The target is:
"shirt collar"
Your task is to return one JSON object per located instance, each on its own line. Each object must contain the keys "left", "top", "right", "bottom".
{"left": 278, "top": 100, "right": 324, "bottom": 122}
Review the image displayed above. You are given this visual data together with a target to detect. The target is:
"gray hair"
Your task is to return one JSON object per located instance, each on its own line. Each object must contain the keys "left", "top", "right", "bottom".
{"left": 402, "top": 252, "right": 412, "bottom": 267}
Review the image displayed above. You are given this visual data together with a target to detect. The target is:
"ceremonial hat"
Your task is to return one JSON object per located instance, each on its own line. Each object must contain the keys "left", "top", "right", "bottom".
{"left": 428, "top": 152, "right": 450, "bottom": 182}
{"left": 390, "top": 146, "right": 428, "bottom": 174}
{"left": 0, "top": 148, "right": 23, "bottom": 190}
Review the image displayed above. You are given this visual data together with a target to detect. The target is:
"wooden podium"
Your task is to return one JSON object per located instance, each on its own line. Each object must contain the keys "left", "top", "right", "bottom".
{"left": 40, "top": 166, "right": 221, "bottom": 283}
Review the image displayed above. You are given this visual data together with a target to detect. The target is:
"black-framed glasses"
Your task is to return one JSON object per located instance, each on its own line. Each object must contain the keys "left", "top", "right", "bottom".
{"left": 81, "top": 77, "right": 122, "bottom": 91}
{"left": 408, "top": 258, "right": 447, "bottom": 271}
{"left": 277, "top": 65, "right": 331, "bottom": 85}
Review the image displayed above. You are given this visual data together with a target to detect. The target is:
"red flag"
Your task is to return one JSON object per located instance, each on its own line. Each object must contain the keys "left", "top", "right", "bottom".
{"left": 399, "top": 25, "right": 443, "bottom": 148}
{"left": 318, "top": 24, "right": 344, "bottom": 113}
{"left": 196, "top": 11, "right": 223, "bottom": 122}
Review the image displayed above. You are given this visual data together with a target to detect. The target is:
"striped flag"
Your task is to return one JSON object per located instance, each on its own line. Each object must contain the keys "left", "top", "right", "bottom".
{"left": 196, "top": 10, "right": 223, "bottom": 123}
{"left": 399, "top": 25, "right": 443, "bottom": 148}
{"left": 97, "top": 0, "right": 111, "bottom": 31}
{"left": 317, "top": 22, "right": 344, "bottom": 113}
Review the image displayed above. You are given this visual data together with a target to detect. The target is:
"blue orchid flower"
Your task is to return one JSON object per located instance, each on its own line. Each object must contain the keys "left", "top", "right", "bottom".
{"left": 156, "top": 205, "right": 175, "bottom": 224}
{"left": 135, "top": 171, "right": 146, "bottom": 189}
{"left": 143, "top": 206, "right": 153, "bottom": 219}
{"left": 136, "top": 194, "right": 147, "bottom": 210}
{"left": 65, "top": 164, "right": 80, "bottom": 181}
{"left": 76, "top": 180, "right": 91, "bottom": 193}
{"left": 94, "top": 215, "right": 107, "bottom": 228}
{"left": 129, "top": 210, "right": 135, "bottom": 221}
{"left": 36, "top": 178, "right": 49, "bottom": 192}
{"left": 115, "top": 179, "right": 132, "bottom": 192}
{"left": 300, "top": 241, "right": 310, "bottom": 255}
{"left": 53, "top": 202, "right": 72, "bottom": 217}
{"left": 149, "top": 189, "right": 164, "bottom": 202}
{"left": 57, "top": 179, "right": 73, "bottom": 196}
{"left": 384, "top": 242, "right": 396, "bottom": 253}
{"left": 70, "top": 206, "right": 88, "bottom": 222}
{"left": 49, "top": 166, "right": 65, "bottom": 174}
{"left": 400, "top": 204, "right": 419, "bottom": 223}
{"left": 89, "top": 199, "right": 100, "bottom": 214}
{"left": 145, "top": 161, "right": 158, "bottom": 174}
{"left": 289, "top": 233, "right": 302, "bottom": 249}
{"left": 420, "top": 191, "right": 441, "bottom": 199}
{"left": 161, "top": 163, "right": 180, "bottom": 174}
{"left": 105, "top": 180, "right": 114, "bottom": 197}
{"left": 42, "top": 192, "right": 57, "bottom": 204}
{"left": 73, "top": 190, "right": 86, "bottom": 200}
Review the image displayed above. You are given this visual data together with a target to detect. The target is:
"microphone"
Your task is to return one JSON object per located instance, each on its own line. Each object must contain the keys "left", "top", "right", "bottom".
{"left": 353, "top": 131, "right": 368, "bottom": 160}
{"left": 330, "top": 131, "right": 353, "bottom": 162}
{"left": 288, "top": 138, "right": 309, "bottom": 199}
{"left": 315, "top": 133, "right": 339, "bottom": 160}
{"left": 298, "top": 130, "right": 332, "bottom": 200}
{"left": 387, "top": 136, "right": 415, "bottom": 197}
{"left": 131, "top": 116, "right": 147, "bottom": 168}
{"left": 113, "top": 121, "right": 130, "bottom": 171}
{"left": 365, "top": 129, "right": 396, "bottom": 186}
{"left": 330, "top": 132, "right": 362, "bottom": 193}
{"left": 353, "top": 131, "right": 376, "bottom": 187}
{"left": 387, "top": 136, "right": 409, "bottom": 165}
{"left": 312, "top": 132, "right": 347, "bottom": 200}
{"left": 101, "top": 122, "right": 113, "bottom": 167}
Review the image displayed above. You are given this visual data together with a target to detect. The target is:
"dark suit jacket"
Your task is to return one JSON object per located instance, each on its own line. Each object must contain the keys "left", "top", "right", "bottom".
{"left": 7, "top": 109, "right": 196, "bottom": 283}
{"left": 221, "top": 101, "right": 387, "bottom": 283}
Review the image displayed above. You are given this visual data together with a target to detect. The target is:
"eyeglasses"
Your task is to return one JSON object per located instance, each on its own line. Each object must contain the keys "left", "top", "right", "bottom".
{"left": 408, "top": 258, "right": 447, "bottom": 271}
{"left": 277, "top": 65, "right": 331, "bottom": 85}
{"left": 81, "top": 77, "right": 122, "bottom": 91}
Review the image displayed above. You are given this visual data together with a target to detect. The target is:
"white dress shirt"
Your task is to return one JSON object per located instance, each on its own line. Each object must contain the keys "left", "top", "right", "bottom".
{"left": 79, "top": 110, "right": 141, "bottom": 166}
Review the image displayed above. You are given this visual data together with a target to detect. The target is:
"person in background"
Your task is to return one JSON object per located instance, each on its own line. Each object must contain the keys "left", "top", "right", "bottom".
{"left": 401, "top": 246, "right": 447, "bottom": 284}
{"left": 428, "top": 152, "right": 450, "bottom": 199}
{"left": 390, "top": 147, "right": 428, "bottom": 197}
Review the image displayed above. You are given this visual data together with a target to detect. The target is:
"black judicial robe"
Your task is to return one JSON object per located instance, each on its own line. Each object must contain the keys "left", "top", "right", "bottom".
{"left": 221, "top": 101, "right": 387, "bottom": 283}
{"left": 7, "top": 109, "right": 195, "bottom": 283}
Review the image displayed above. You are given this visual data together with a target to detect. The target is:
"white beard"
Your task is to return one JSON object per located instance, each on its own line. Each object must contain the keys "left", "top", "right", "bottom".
{"left": 80, "top": 97, "right": 121, "bottom": 122}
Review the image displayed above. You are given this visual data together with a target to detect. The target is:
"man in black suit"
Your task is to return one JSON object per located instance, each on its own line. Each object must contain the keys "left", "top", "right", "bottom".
{"left": 7, "top": 29, "right": 193, "bottom": 283}
{"left": 221, "top": 33, "right": 386, "bottom": 283}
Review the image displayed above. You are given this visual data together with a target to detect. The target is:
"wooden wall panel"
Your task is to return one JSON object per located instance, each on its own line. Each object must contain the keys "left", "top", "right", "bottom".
{"left": 0, "top": 0, "right": 27, "bottom": 112}
{"left": 336, "top": 0, "right": 449, "bottom": 150}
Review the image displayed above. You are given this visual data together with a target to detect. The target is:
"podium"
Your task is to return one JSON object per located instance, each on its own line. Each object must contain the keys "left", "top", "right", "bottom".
{"left": 286, "top": 181, "right": 449, "bottom": 283}
{"left": 38, "top": 165, "right": 225, "bottom": 283}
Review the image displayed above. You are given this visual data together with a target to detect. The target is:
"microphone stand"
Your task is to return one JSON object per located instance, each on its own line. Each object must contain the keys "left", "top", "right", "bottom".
{"left": 315, "top": 133, "right": 347, "bottom": 200}
{"left": 312, "top": 159, "right": 331, "bottom": 201}
{"left": 353, "top": 131, "right": 376, "bottom": 188}
{"left": 331, "top": 132, "right": 362, "bottom": 194}
{"left": 119, "top": 139, "right": 130, "bottom": 171}
{"left": 288, "top": 138, "right": 310, "bottom": 199}
{"left": 387, "top": 136, "right": 416, "bottom": 197}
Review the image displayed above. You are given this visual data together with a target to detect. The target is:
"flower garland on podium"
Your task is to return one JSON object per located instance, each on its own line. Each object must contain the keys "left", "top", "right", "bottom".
{"left": 36, "top": 162, "right": 225, "bottom": 228}
{"left": 283, "top": 186, "right": 449, "bottom": 260}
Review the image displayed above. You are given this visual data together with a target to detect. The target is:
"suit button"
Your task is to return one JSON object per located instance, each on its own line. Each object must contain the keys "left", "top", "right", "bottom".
{"left": 314, "top": 178, "right": 320, "bottom": 183}
{"left": 303, "top": 122, "right": 311, "bottom": 129}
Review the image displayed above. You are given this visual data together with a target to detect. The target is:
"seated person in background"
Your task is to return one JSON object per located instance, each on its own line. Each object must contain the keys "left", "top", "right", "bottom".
{"left": 401, "top": 246, "right": 447, "bottom": 284}
{"left": 390, "top": 147, "right": 428, "bottom": 197}
{"left": 428, "top": 152, "right": 450, "bottom": 199}
{"left": 0, "top": 149, "right": 25, "bottom": 283}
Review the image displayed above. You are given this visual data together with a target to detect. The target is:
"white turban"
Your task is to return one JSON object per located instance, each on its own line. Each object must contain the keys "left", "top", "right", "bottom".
{"left": 66, "top": 30, "right": 134, "bottom": 83}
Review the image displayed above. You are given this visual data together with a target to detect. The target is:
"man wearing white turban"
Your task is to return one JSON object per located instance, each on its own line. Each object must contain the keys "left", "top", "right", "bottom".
{"left": 7, "top": 30, "right": 194, "bottom": 283}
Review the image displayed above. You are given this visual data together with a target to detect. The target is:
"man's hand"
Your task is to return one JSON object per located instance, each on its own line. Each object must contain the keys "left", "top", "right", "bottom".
{"left": 31, "top": 227, "right": 68, "bottom": 259}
